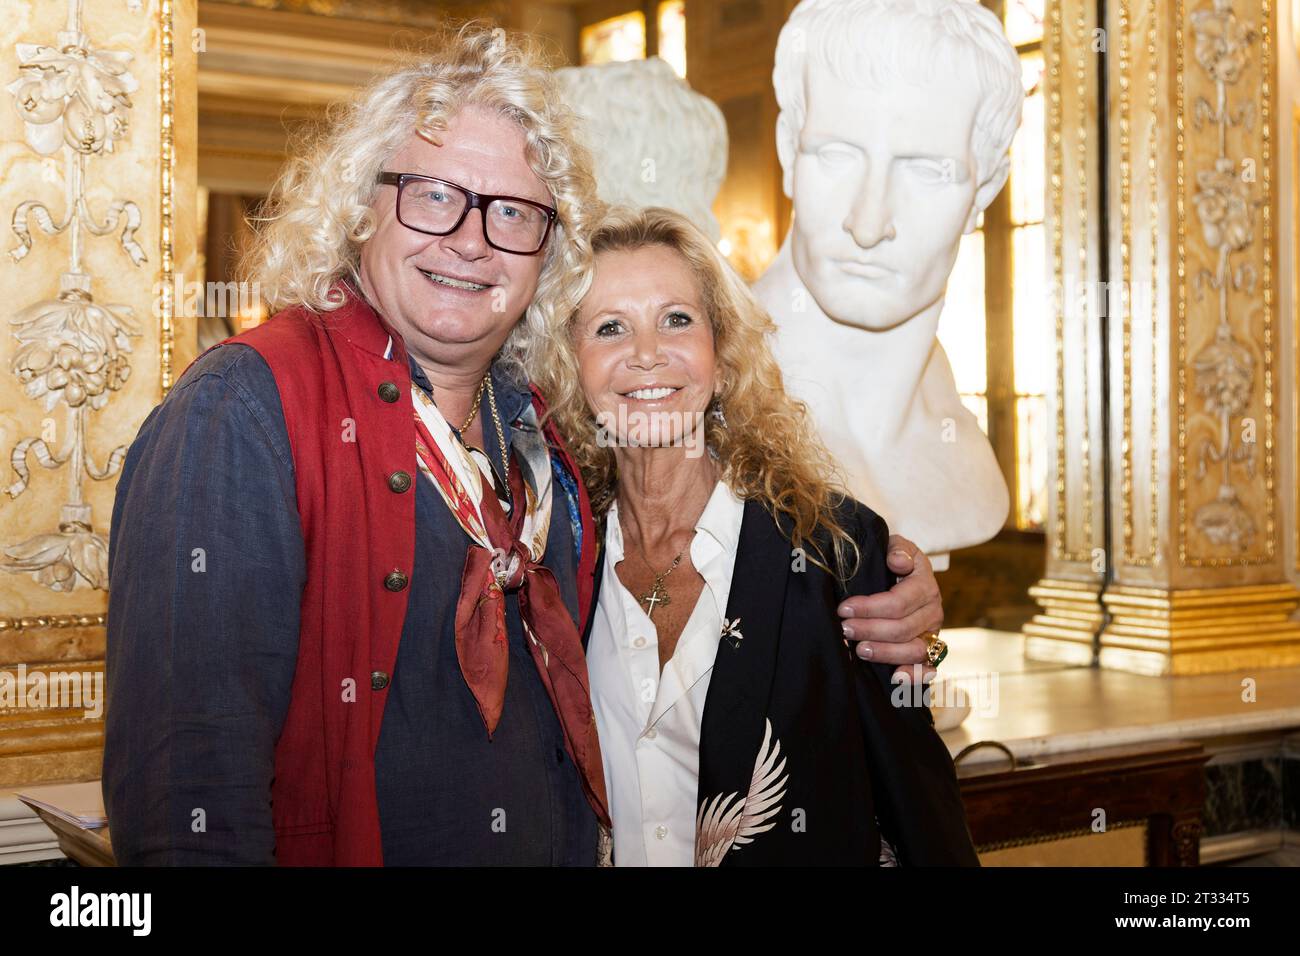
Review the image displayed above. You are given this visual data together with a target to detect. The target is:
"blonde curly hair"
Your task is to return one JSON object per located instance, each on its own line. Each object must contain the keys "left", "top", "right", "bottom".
{"left": 531, "top": 205, "right": 861, "bottom": 578}
{"left": 241, "top": 20, "right": 602, "bottom": 379}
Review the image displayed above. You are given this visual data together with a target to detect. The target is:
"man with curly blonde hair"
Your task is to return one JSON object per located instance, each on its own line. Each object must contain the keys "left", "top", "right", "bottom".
{"left": 103, "top": 21, "right": 944, "bottom": 866}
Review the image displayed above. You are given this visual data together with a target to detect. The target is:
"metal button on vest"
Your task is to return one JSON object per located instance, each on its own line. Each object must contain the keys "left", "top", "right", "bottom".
{"left": 377, "top": 381, "right": 400, "bottom": 403}
{"left": 370, "top": 671, "right": 390, "bottom": 691}
{"left": 387, "top": 470, "right": 413, "bottom": 494}
{"left": 384, "top": 570, "right": 409, "bottom": 592}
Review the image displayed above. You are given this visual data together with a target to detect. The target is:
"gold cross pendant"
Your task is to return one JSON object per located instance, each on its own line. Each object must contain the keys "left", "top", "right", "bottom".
{"left": 642, "top": 579, "right": 671, "bottom": 616}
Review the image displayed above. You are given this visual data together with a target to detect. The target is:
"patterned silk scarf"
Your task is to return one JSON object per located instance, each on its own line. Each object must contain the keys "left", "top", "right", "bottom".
{"left": 409, "top": 376, "right": 610, "bottom": 827}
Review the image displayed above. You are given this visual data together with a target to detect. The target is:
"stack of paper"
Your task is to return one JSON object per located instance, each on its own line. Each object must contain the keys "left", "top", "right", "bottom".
{"left": 17, "top": 781, "right": 107, "bottom": 829}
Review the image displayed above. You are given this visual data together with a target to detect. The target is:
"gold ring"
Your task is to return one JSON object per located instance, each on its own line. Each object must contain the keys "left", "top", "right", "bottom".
{"left": 923, "top": 631, "right": 948, "bottom": 667}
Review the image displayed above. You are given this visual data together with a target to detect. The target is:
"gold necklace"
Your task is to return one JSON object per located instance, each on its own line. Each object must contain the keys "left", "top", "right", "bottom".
{"left": 459, "top": 373, "right": 490, "bottom": 432}
{"left": 447, "top": 371, "right": 509, "bottom": 486}
{"left": 634, "top": 543, "right": 686, "bottom": 617}
{"left": 483, "top": 374, "right": 509, "bottom": 481}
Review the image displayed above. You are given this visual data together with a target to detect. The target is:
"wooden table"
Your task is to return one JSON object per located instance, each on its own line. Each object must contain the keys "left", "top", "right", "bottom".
{"left": 956, "top": 739, "right": 1208, "bottom": 865}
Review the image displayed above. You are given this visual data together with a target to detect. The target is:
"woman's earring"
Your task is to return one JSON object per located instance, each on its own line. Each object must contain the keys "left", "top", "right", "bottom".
{"left": 710, "top": 399, "right": 727, "bottom": 428}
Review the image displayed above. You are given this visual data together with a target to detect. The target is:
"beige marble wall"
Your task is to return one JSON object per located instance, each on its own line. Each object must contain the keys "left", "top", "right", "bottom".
{"left": 0, "top": 0, "right": 198, "bottom": 786}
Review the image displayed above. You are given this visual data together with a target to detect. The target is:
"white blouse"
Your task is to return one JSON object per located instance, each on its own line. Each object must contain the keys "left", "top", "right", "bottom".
{"left": 587, "top": 479, "right": 745, "bottom": 866}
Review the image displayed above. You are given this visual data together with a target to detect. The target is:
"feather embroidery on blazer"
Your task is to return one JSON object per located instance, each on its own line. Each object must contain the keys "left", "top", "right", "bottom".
{"left": 694, "top": 718, "right": 789, "bottom": 866}
{"left": 879, "top": 825, "right": 899, "bottom": 866}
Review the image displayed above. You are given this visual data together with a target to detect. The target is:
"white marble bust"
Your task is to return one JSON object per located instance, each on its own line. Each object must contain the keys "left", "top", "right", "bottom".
{"left": 756, "top": 0, "right": 1024, "bottom": 564}
{"left": 555, "top": 57, "right": 728, "bottom": 241}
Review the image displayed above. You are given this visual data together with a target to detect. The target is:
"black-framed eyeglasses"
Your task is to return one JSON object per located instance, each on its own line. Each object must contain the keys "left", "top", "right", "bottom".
{"left": 376, "top": 172, "right": 557, "bottom": 256}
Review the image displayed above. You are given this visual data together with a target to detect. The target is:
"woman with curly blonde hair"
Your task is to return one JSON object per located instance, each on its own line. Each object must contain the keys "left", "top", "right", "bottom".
{"left": 535, "top": 206, "right": 859, "bottom": 574}
{"left": 533, "top": 205, "right": 977, "bottom": 866}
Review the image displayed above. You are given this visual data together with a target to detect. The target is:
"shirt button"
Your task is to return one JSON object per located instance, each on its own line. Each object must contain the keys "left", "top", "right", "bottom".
{"left": 370, "top": 671, "right": 390, "bottom": 691}
{"left": 377, "top": 381, "right": 401, "bottom": 403}
{"left": 643, "top": 727, "right": 658, "bottom": 740}
{"left": 387, "top": 470, "right": 413, "bottom": 493}
{"left": 654, "top": 825, "right": 668, "bottom": 841}
{"left": 633, "top": 636, "right": 647, "bottom": 648}
{"left": 383, "top": 570, "right": 409, "bottom": 591}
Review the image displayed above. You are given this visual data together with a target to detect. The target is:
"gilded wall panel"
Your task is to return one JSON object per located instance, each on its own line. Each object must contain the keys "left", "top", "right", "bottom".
{"left": 0, "top": 0, "right": 197, "bottom": 784}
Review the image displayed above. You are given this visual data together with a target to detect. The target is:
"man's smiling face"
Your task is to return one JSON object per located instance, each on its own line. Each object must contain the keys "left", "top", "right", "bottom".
{"left": 360, "top": 105, "right": 553, "bottom": 367}
{"left": 787, "top": 68, "right": 983, "bottom": 331}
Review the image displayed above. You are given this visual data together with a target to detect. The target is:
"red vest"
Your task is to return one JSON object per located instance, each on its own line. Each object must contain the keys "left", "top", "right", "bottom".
{"left": 191, "top": 288, "right": 598, "bottom": 865}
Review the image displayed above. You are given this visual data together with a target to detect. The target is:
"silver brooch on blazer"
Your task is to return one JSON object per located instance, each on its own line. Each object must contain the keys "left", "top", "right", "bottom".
{"left": 721, "top": 617, "right": 743, "bottom": 650}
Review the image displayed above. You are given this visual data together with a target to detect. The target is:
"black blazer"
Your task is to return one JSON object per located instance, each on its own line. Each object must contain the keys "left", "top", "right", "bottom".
{"left": 585, "top": 495, "right": 979, "bottom": 867}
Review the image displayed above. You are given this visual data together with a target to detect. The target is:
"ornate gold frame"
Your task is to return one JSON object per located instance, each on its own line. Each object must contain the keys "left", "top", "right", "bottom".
{"left": 1048, "top": 0, "right": 1100, "bottom": 564}
{"left": 1117, "top": 0, "right": 1163, "bottom": 567}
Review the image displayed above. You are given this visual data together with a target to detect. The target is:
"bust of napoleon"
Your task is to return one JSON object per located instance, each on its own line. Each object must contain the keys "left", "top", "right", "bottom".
{"left": 754, "top": 0, "right": 1024, "bottom": 564}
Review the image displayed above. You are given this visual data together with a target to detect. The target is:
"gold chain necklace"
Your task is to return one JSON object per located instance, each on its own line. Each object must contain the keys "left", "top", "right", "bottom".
{"left": 483, "top": 374, "right": 509, "bottom": 482}
{"left": 447, "top": 371, "right": 509, "bottom": 485}
{"left": 634, "top": 543, "right": 686, "bottom": 617}
{"left": 459, "top": 373, "right": 489, "bottom": 432}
